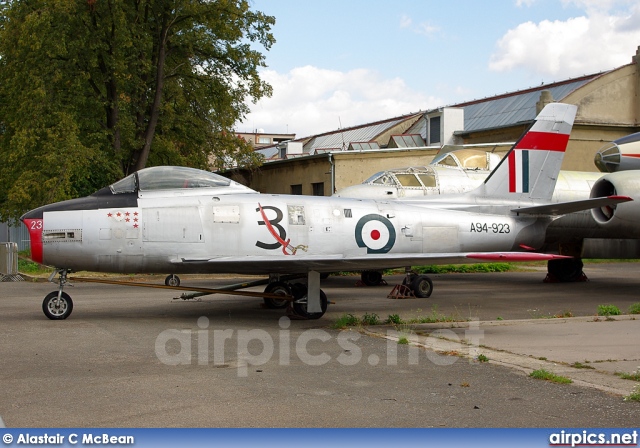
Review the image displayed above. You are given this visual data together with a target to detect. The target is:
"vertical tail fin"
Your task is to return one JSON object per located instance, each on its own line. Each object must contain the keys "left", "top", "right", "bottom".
{"left": 480, "top": 102, "right": 577, "bottom": 200}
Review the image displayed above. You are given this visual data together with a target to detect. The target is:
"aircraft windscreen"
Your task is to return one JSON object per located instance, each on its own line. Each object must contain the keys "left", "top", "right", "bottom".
{"left": 365, "top": 172, "right": 397, "bottom": 186}
{"left": 109, "top": 166, "right": 232, "bottom": 193}
{"left": 137, "top": 166, "right": 231, "bottom": 191}
{"left": 110, "top": 174, "right": 137, "bottom": 194}
{"left": 432, "top": 153, "right": 458, "bottom": 167}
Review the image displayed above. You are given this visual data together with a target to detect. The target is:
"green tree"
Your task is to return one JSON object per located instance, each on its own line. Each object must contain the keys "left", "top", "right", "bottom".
{"left": 0, "top": 0, "right": 273, "bottom": 222}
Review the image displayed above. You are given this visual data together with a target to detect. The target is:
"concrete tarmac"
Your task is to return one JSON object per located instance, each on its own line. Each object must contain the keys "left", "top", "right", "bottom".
{"left": 0, "top": 262, "right": 639, "bottom": 427}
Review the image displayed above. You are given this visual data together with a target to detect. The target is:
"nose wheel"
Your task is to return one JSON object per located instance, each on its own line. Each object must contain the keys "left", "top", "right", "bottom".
{"left": 42, "top": 269, "right": 74, "bottom": 320}
{"left": 42, "top": 291, "right": 73, "bottom": 320}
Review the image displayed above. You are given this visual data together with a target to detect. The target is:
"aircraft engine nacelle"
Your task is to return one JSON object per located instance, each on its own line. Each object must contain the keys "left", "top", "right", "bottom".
{"left": 594, "top": 132, "right": 640, "bottom": 173}
{"left": 590, "top": 171, "right": 640, "bottom": 237}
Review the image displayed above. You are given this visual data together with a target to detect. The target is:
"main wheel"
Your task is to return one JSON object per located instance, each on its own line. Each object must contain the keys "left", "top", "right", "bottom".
{"left": 411, "top": 275, "right": 433, "bottom": 298}
{"left": 263, "top": 282, "right": 292, "bottom": 309}
{"left": 42, "top": 291, "right": 73, "bottom": 320}
{"left": 165, "top": 274, "right": 181, "bottom": 287}
{"left": 547, "top": 258, "right": 584, "bottom": 282}
{"left": 361, "top": 270, "right": 383, "bottom": 286}
{"left": 293, "top": 289, "right": 328, "bottom": 319}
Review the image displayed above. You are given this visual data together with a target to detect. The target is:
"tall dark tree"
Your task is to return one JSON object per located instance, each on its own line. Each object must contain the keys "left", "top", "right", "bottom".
{"left": 0, "top": 0, "right": 273, "bottom": 222}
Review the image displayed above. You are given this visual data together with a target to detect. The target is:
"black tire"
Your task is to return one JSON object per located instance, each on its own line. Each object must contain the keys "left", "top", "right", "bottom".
{"left": 290, "top": 282, "right": 308, "bottom": 299}
{"left": 42, "top": 291, "right": 73, "bottom": 320}
{"left": 361, "top": 270, "right": 383, "bottom": 286}
{"left": 293, "top": 289, "right": 328, "bottom": 319}
{"left": 263, "top": 282, "right": 292, "bottom": 309}
{"left": 165, "top": 275, "right": 180, "bottom": 287}
{"left": 547, "top": 258, "right": 584, "bottom": 282}
{"left": 411, "top": 275, "right": 433, "bottom": 298}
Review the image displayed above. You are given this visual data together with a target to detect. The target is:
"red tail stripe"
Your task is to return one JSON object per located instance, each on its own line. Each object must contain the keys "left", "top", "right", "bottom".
{"left": 515, "top": 131, "right": 570, "bottom": 152}
{"left": 507, "top": 151, "right": 516, "bottom": 193}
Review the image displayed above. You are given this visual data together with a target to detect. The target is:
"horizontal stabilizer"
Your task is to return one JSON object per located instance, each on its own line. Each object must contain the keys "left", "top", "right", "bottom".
{"left": 511, "top": 195, "right": 632, "bottom": 216}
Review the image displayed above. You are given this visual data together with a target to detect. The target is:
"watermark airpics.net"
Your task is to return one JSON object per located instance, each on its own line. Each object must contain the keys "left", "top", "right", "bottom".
{"left": 154, "top": 316, "right": 484, "bottom": 377}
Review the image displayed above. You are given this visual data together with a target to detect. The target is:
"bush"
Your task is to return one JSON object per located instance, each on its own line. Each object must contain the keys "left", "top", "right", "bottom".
{"left": 628, "top": 303, "right": 640, "bottom": 315}
{"left": 361, "top": 313, "right": 380, "bottom": 325}
{"left": 597, "top": 304, "right": 621, "bottom": 316}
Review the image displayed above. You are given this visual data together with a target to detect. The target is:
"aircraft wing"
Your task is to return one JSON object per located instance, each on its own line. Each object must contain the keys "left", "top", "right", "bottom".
{"left": 511, "top": 195, "right": 632, "bottom": 216}
{"left": 177, "top": 252, "right": 569, "bottom": 275}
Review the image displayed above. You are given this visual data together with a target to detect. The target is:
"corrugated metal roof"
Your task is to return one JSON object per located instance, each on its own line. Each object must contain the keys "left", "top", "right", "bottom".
{"left": 406, "top": 116, "right": 427, "bottom": 139}
{"left": 454, "top": 76, "right": 597, "bottom": 133}
{"left": 304, "top": 115, "right": 419, "bottom": 154}
{"left": 256, "top": 146, "right": 279, "bottom": 159}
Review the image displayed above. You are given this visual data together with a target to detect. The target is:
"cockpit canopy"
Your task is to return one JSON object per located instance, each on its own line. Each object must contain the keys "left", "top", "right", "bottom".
{"left": 431, "top": 149, "right": 499, "bottom": 171}
{"left": 363, "top": 166, "right": 437, "bottom": 189}
{"left": 109, "top": 166, "right": 256, "bottom": 194}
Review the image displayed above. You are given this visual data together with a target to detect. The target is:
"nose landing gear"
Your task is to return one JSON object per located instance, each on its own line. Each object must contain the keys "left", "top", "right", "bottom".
{"left": 42, "top": 269, "right": 74, "bottom": 320}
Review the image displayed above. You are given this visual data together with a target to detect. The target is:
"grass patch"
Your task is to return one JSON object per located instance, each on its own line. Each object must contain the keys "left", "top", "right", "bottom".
{"left": 331, "top": 313, "right": 360, "bottom": 329}
{"left": 397, "top": 336, "right": 409, "bottom": 345}
{"left": 361, "top": 313, "right": 380, "bottom": 325}
{"left": 624, "top": 385, "right": 640, "bottom": 402}
{"left": 616, "top": 371, "right": 640, "bottom": 381}
{"left": 529, "top": 369, "right": 573, "bottom": 384}
{"left": 331, "top": 312, "right": 384, "bottom": 328}
{"left": 628, "top": 303, "right": 640, "bottom": 315}
{"left": 17, "top": 251, "right": 50, "bottom": 275}
{"left": 385, "top": 314, "right": 404, "bottom": 325}
{"left": 412, "top": 263, "right": 512, "bottom": 274}
{"left": 408, "top": 305, "right": 466, "bottom": 324}
{"left": 571, "top": 362, "right": 595, "bottom": 370}
{"left": 597, "top": 304, "right": 621, "bottom": 317}
{"left": 477, "top": 354, "right": 489, "bottom": 363}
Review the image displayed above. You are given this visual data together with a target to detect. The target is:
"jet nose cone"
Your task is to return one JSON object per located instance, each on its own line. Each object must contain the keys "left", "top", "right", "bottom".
{"left": 20, "top": 206, "right": 45, "bottom": 222}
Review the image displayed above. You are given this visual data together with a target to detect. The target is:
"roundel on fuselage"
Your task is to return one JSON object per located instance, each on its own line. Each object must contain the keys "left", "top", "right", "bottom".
{"left": 355, "top": 214, "right": 396, "bottom": 254}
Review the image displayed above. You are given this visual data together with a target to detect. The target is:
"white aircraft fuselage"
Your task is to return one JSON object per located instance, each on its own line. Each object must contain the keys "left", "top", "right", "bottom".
{"left": 22, "top": 166, "right": 547, "bottom": 276}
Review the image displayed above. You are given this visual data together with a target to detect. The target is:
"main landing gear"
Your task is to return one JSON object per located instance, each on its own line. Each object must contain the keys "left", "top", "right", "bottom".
{"left": 360, "top": 269, "right": 434, "bottom": 299}
{"left": 545, "top": 258, "right": 586, "bottom": 282}
{"left": 41, "top": 269, "right": 329, "bottom": 320}
{"left": 262, "top": 275, "right": 328, "bottom": 319}
{"left": 164, "top": 274, "right": 180, "bottom": 287}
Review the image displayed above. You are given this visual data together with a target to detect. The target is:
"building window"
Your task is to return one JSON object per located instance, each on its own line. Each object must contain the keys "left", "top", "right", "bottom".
{"left": 291, "top": 184, "right": 302, "bottom": 195}
{"left": 258, "top": 137, "right": 271, "bottom": 144}
{"left": 429, "top": 116, "right": 441, "bottom": 144}
{"left": 312, "top": 182, "right": 324, "bottom": 196}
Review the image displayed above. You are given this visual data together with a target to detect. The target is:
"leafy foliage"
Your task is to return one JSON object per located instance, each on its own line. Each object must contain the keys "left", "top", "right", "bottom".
{"left": 0, "top": 0, "right": 274, "bottom": 221}
{"left": 529, "top": 369, "right": 572, "bottom": 384}
{"left": 628, "top": 303, "right": 640, "bottom": 315}
{"left": 597, "top": 304, "right": 621, "bottom": 317}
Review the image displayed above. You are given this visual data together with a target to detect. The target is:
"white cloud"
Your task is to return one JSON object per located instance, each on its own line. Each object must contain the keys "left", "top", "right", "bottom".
{"left": 399, "top": 14, "right": 439, "bottom": 37}
{"left": 240, "top": 66, "right": 442, "bottom": 137}
{"left": 399, "top": 14, "right": 412, "bottom": 29}
{"left": 489, "top": 3, "right": 640, "bottom": 79}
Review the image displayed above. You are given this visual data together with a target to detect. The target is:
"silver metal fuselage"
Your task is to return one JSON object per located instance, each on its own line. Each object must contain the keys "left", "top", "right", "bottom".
{"left": 32, "top": 188, "right": 538, "bottom": 275}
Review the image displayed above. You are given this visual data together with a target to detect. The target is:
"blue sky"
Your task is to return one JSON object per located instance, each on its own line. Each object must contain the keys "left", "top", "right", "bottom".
{"left": 239, "top": 0, "right": 640, "bottom": 137}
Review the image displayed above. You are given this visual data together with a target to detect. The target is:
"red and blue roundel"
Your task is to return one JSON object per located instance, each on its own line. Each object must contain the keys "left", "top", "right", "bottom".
{"left": 355, "top": 214, "right": 396, "bottom": 254}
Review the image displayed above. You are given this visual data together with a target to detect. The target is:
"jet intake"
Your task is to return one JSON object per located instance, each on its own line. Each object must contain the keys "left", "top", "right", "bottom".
{"left": 590, "top": 172, "right": 640, "bottom": 237}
